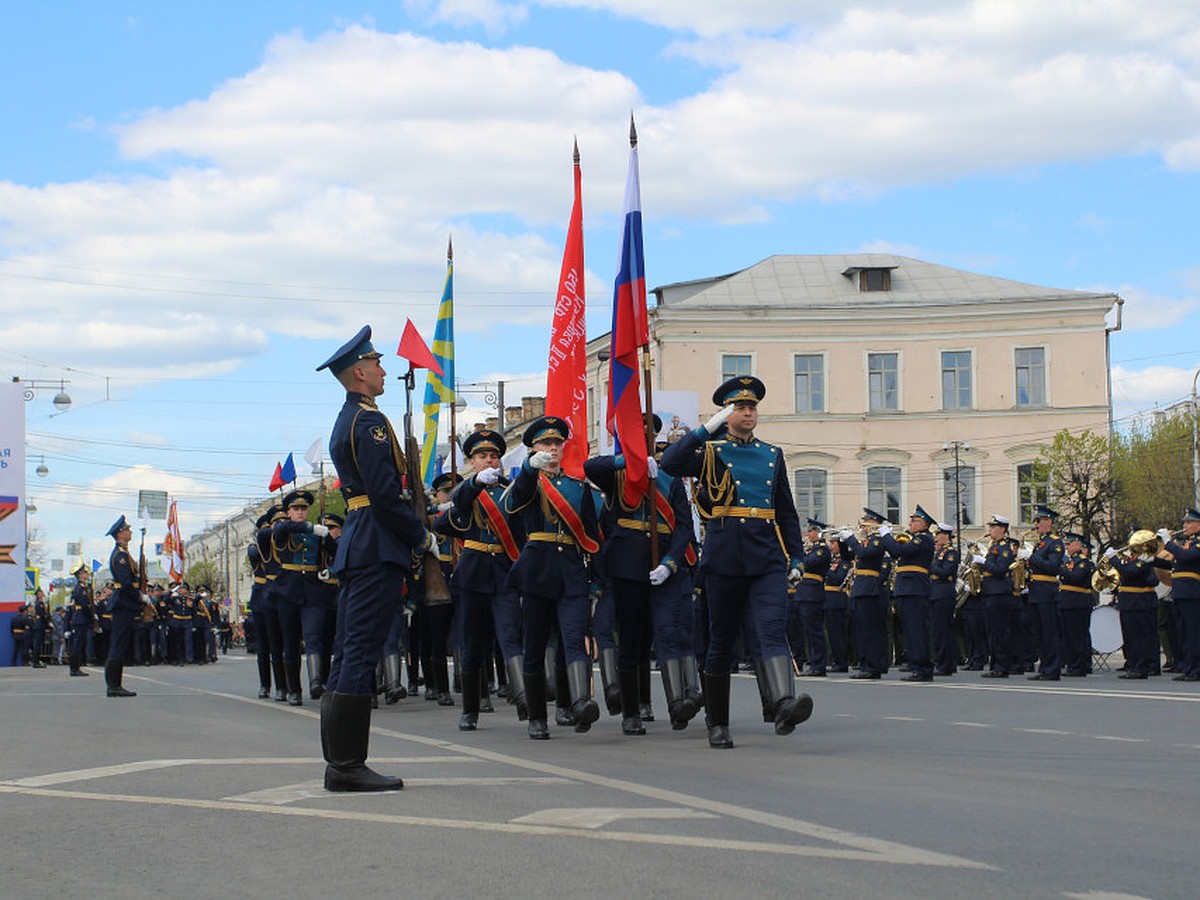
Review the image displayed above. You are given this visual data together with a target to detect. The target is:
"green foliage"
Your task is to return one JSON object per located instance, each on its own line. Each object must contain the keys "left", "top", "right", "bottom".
{"left": 1113, "top": 409, "right": 1195, "bottom": 537}
{"left": 1034, "top": 429, "right": 1116, "bottom": 546}
{"left": 185, "top": 557, "right": 223, "bottom": 594}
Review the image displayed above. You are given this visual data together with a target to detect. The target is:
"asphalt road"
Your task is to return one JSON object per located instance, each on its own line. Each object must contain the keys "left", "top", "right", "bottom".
{"left": 1, "top": 655, "right": 1195, "bottom": 900}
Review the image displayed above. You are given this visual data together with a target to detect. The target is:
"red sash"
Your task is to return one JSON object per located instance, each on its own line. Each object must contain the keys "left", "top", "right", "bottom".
{"left": 539, "top": 474, "right": 600, "bottom": 554}
{"left": 476, "top": 489, "right": 520, "bottom": 562}
{"left": 652, "top": 487, "right": 698, "bottom": 567}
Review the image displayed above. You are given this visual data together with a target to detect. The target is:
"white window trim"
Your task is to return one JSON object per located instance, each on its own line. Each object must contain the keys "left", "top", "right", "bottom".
{"left": 865, "top": 349, "right": 903, "bottom": 414}
{"left": 718, "top": 350, "right": 757, "bottom": 383}
{"left": 863, "top": 464, "right": 906, "bottom": 524}
{"left": 1012, "top": 343, "right": 1051, "bottom": 409}
{"left": 792, "top": 350, "right": 828, "bottom": 414}
{"left": 1013, "top": 459, "right": 1050, "bottom": 527}
{"left": 938, "top": 346, "right": 976, "bottom": 412}
{"left": 792, "top": 466, "right": 831, "bottom": 525}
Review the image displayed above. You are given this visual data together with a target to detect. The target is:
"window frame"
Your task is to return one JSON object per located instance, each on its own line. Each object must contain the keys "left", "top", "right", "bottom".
{"left": 792, "top": 352, "right": 826, "bottom": 414}
{"left": 866, "top": 465, "right": 903, "bottom": 524}
{"left": 719, "top": 352, "right": 754, "bottom": 383}
{"left": 940, "top": 348, "right": 974, "bottom": 411}
{"left": 1014, "top": 345, "right": 1048, "bottom": 408}
{"left": 1016, "top": 462, "right": 1051, "bottom": 526}
{"left": 867, "top": 351, "right": 901, "bottom": 413}
{"left": 793, "top": 467, "right": 829, "bottom": 525}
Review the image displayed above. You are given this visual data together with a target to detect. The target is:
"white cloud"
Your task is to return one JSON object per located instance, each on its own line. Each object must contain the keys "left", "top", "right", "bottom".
{"left": 406, "top": 0, "right": 529, "bottom": 33}
{"left": 1111, "top": 363, "right": 1200, "bottom": 417}
{"left": 1103, "top": 283, "right": 1198, "bottom": 332}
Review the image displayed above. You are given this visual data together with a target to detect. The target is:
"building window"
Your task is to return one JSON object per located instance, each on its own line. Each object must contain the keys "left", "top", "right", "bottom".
{"left": 1017, "top": 463, "right": 1050, "bottom": 525}
{"left": 867, "top": 466, "right": 902, "bottom": 524}
{"left": 941, "top": 350, "right": 972, "bottom": 410}
{"left": 1015, "top": 347, "right": 1046, "bottom": 407}
{"left": 794, "top": 469, "right": 828, "bottom": 524}
{"left": 859, "top": 268, "right": 891, "bottom": 292}
{"left": 868, "top": 352, "right": 899, "bottom": 412}
{"left": 721, "top": 353, "right": 752, "bottom": 382}
{"left": 794, "top": 354, "right": 824, "bottom": 413}
{"left": 943, "top": 464, "right": 976, "bottom": 529}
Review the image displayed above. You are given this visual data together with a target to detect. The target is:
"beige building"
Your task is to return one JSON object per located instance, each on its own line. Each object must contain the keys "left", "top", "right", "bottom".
{"left": 586, "top": 254, "right": 1121, "bottom": 538}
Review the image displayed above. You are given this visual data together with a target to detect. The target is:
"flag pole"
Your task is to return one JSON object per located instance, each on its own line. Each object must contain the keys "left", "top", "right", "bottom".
{"left": 630, "top": 114, "right": 660, "bottom": 567}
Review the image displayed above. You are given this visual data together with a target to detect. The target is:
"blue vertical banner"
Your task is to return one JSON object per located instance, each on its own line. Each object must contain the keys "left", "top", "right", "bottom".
{"left": 421, "top": 241, "right": 455, "bottom": 485}
{"left": 0, "top": 381, "right": 28, "bottom": 665}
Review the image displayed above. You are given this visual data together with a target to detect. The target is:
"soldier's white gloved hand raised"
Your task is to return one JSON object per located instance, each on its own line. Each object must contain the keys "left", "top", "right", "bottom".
{"left": 529, "top": 451, "right": 554, "bottom": 470}
{"left": 788, "top": 567, "right": 803, "bottom": 586}
{"left": 972, "top": 554, "right": 986, "bottom": 566}
{"left": 312, "top": 524, "right": 330, "bottom": 538}
{"left": 645, "top": 457, "right": 658, "bottom": 479}
{"left": 704, "top": 404, "right": 734, "bottom": 434}
{"left": 437, "top": 501, "right": 453, "bottom": 513}
{"left": 649, "top": 565, "right": 671, "bottom": 586}
{"left": 839, "top": 529, "right": 854, "bottom": 542}
{"left": 476, "top": 466, "right": 500, "bottom": 485}
{"left": 1156, "top": 528, "right": 1172, "bottom": 544}
{"left": 877, "top": 524, "right": 892, "bottom": 537}
{"left": 1017, "top": 546, "right": 1032, "bottom": 560}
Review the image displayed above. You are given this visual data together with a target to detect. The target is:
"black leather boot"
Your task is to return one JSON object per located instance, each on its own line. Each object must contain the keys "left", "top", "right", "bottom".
{"left": 618, "top": 668, "right": 645, "bottom": 735}
{"left": 272, "top": 656, "right": 287, "bottom": 702}
{"left": 638, "top": 661, "right": 654, "bottom": 721}
{"left": 554, "top": 666, "right": 575, "bottom": 726}
{"left": 434, "top": 654, "right": 455, "bottom": 706}
{"left": 567, "top": 660, "right": 600, "bottom": 733}
{"left": 256, "top": 656, "right": 272, "bottom": 697}
{"left": 69, "top": 655, "right": 89, "bottom": 677}
{"left": 459, "top": 671, "right": 480, "bottom": 731}
{"left": 753, "top": 658, "right": 773, "bottom": 722}
{"left": 762, "top": 655, "right": 814, "bottom": 736}
{"left": 598, "top": 647, "right": 622, "bottom": 715}
{"left": 682, "top": 654, "right": 704, "bottom": 711}
{"left": 382, "top": 653, "right": 407, "bottom": 704}
{"left": 661, "top": 658, "right": 698, "bottom": 730}
{"left": 323, "top": 692, "right": 404, "bottom": 792}
{"left": 705, "top": 672, "right": 733, "bottom": 748}
{"left": 524, "top": 671, "right": 550, "bottom": 740}
{"left": 320, "top": 692, "right": 333, "bottom": 762}
{"left": 284, "top": 657, "right": 303, "bottom": 706}
{"left": 544, "top": 647, "right": 558, "bottom": 702}
{"left": 504, "top": 655, "right": 528, "bottom": 721}
{"left": 105, "top": 661, "right": 136, "bottom": 697}
{"left": 306, "top": 653, "right": 325, "bottom": 699}
{"left": 479, "top": 668, "right": 494, "bottom": 713}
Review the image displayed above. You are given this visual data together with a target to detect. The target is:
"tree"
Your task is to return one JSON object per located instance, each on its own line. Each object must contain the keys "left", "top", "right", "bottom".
{"left": 1112, "top": 408, "right": 1195, "bottom": 538}
{"left": 185, "top": 557, "right": 223, "bottom": 594}
{"left": 1035, "top": 429, "right": 1117, "bottom": 547}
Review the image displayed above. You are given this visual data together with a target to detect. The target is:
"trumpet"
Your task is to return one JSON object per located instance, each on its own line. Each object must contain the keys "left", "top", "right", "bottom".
{"left": 957, "top": 539, "right": 989, "bottom": 598}
{"left": 1009, "top": 528, "right": 1039, "bottom": 593}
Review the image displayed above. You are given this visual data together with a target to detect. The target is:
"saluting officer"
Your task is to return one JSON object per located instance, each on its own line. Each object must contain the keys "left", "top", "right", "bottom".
{"left": 318, "top": 325, "right": 434, "bottom": 792}
{"left": 795, "top": 518, "right": 832, "bottom": 677}
{"left": 435, "top": 429, "right": 527, "bottom": 730}
{"left": 973, "top": 514, "right": 1019, "bottom": 677}
{"left": 1057, "top": 531, "right": 1095, "bottom": 676}
{"left": 1159, "top": 508, "right": 1200, "bottom": 681}
{"left": 104, "top": 516, "right": 140, "bottom": 697}
{"left": 272, "top": 489, "right": 331, "bottom": 705}
{"left": 841, "top": 509, "right": 890, "bottom": 680}
{"left": 503, "top": 415, "right": 602, "bottom": 740}
{"left": 1024, "top": 505, "right": 1065, "bottom": 680}
{"left": 585, "top": 414, "right": 699, "bottom": 734}
{"left": 928, "top": 522, "right": 959, "bottom": 676}
{"left": 880, "top": 505, "right": 936, "bottom": 681}
{"left": 660, "top": 376, "right": 812, "bottom": 749}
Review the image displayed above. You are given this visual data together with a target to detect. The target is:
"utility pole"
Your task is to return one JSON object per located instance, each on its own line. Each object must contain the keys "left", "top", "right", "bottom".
{"left": 1192, "top": 368, "right": 1199, "bottom": 509}
{"left": 944, "top": 440, "right": 970, "bottom": 555}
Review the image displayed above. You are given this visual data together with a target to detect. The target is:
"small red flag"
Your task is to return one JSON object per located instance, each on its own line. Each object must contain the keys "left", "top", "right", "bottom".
{"left": 396, "top": 319, "right": 444, "bottom": 376}
{"left": 269, "top": 462, "right": 284, "bottom": 492}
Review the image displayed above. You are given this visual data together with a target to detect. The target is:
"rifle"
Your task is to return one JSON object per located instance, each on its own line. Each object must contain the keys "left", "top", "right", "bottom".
{"left": 400, "top": 367, "right": 451, "bottom": 602}
{"left": 138, "top": 524, "right": 148, "bottom": 596}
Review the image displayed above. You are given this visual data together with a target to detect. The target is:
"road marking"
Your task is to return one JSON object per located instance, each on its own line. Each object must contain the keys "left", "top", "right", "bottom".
{"left": 511, "top": 807, "right": 717, "bottom": 829}
{"left": 951, "top": 722, "right": 993, "bottom": 728}
{"left": 1063, "top": 891, "right": 1157, "bottom": 900}
{"left": 0, "top": 783, "right": 990, "bottom": 864}
{"left": 1088, "top": 735, "right": 1147, "bottom": 744}
{"left": 883, "top": 716, "right": 923, "bottom": 722}
{"left": 1016, "top": 728, "right": 1075, "bottom": 736}
{"left": 819, "top": 678, "right": 1200, "bottom": 702}
{"left": 228, "top": 776, "right": 572, "bottom": 806}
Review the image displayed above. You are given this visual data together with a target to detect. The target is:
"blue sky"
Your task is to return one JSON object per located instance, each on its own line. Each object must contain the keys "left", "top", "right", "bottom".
{"left": 4, "top": 1, "right": 1199, "bottom": 571}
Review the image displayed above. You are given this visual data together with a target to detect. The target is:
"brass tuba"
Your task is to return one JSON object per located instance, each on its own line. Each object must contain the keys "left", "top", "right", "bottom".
{"left": 1009, "top": 528, "right": 1039, "bottom": 593}
{"left": 1091, "top": 530, "right": 1162, "bottom": 592}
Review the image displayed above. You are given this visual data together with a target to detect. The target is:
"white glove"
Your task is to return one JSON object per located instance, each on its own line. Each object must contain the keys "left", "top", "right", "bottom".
{"left": 419, "top": 531, "right": 437, "bottom": 555}
{"left": 704, "top": 404, "right": 734, "bottom": 434}
{"left": 1157, "top": 528, "right": 1172, "bottom": 544}
{"left": 476, "top": 467, "right": 500, "bottom": 485}
{"left": 1155, "top": 583, "right": 1172, "bottom": 600}
{"left": 646, "top": 457, "right": 658, "bottom": 479}
{"left": 1017, "top": 546, "right": 1032, "bottom": 560}
{"left": 529, "top": 451, "right": 554, "bottom": 470}
{"left": 788, "top": 567, "right": 803, "bottom": 586}
{"left": 972, "top": 554, "right": 986, "bottom": 566}
{"left": 1104, "top": 547, "right": 1118, "bottom": 560}
{"left": 437, "top": 501, "right": 454, "bottom": 512}
{"left": 649, "top": 565, "right": 671, "bottom": 586}
{"left": 141, "top": 594, "right": 153, "bottom": 606}
{"left": 877, "top": 524, "right": 892, "bottom": 537}
{"left": 312, "top": 524, "right": 330, "bottom": 538}
{"left": 839, "top": 529, "right": 854, "bottom": 541}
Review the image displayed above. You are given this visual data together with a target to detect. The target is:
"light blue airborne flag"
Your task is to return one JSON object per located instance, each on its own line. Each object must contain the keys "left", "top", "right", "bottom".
{"left": 420, "top": 240, "right": 455, "bottom": 485}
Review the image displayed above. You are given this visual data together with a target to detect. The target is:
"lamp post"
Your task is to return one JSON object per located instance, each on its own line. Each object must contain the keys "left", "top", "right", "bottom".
{"left": 943, "top": 440, "right": 970, "bottom": 554}
{"left": 13, "top": 377, "right": 72, "bottom": 412}
{"left": 455, "top": 380, "right": 506, "bottom": 430}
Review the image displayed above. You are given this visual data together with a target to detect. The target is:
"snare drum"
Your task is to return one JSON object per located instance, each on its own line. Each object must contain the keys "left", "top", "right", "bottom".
{"left": 1089, "top": 604, "right": 1122, "bottom": 654}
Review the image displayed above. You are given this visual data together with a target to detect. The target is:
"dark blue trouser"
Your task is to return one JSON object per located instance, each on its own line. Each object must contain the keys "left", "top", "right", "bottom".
{"left": 1031, "top": 601, "right": 1061, "bottom": 675}
{"left": 983, "top": 594, "right": 1018, "bottom": 673}
{"left": 171, "top": 623, "right": 193, "bottom": 662}
{"left": 929, "top": 592, "right": 958, "bottom": 672}
{"left": 897, "top": 594, "right": 931, "bottom": 677}
{"left": 851, "top": 593, "right": 888, "bottom": 674}
{"left": 108, "top": 608, "right": 134, "bottom": 663}
{"left": 824, "top": 607, "right": 848, "bottom": 668}
{"left": 797, "top": 601, "right": 826, "bottom": 671}
{"left": 1058, "top": 606, "right": 1092, "bottom": 674}
{"left": 1119, "top": 607, "right": 1158, "bottom": 675}
{"left": 610, "top": 576, "right": 653, "bottom": 671}
{"left": 703, "top": 570, "right": 789, "bottom": 675}
{"left": 327, "top": 562, "right": 405, "bottom": 695}
{"left": 522, "top": 585, "right": 590, "bottom": 674}
{"left": 459, "top": 588, "right": 497, "bottom": 673}
{"left": 302, "top": 604, "right": 337, "bottom": 657}
{"left": 651, "top": 576, "right": 694, "bottom": 663}
{"left": 592, "top": 583, "right": 615, "bottom": 651}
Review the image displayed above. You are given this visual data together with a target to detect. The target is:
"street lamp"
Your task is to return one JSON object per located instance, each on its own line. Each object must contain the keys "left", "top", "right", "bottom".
{"left": 13, "top": 377, "right": 72, "bottom": 412}
{"left": 455, "top": 380, "right": 506, "bottom": 429}
{"left": 31, "top": 455, "right": 49, "bottom": 478}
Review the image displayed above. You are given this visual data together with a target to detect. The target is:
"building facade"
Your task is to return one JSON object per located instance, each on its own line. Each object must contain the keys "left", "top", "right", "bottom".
{"left": 588, "top": 254, "right": 1121, "bottom": 538}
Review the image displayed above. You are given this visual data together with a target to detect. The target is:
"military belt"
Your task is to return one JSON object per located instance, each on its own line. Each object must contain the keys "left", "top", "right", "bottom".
{"left": 347, "top": 495, "right": 370, "bottom": 510}
{"left": 282, "top": 564, "right": 318, "bottom": 572}
{"left": 463, "top": 540, "right": 504, "bottom": 554}
{"left": 824, "top": 585, "right": 844, "bottom": 592}
{"left": 438, "top": 554, "right": 452, "bottom": 563}
{"left": 854, "top": 568, "right": 880, "bottom": 578}
{"left": 709, "top": 506, "right": 775, "bottom": 520}
{"left": 617, "top": 518, "right": 673, "bottom": 534}
{"left": 1060, "top": 585, "right": 1091, "bottom": 593}
{"left": 253, "top": 577, "right": 266, "bottom": 584}
{"left": 528, "top": 531, "right": 578, "bottom": 547}
{"left": 931, "top": 576, "right": 951, "bottom": 582}
{"left": 803, "top": 573, "right": 824, "bottom": 582}
{"left": 1118, "top": 586, "right": 1154, "bottom": 593}
{"left": 894, "top": 565, "right": 929, "bottom": 574}
{"left": 1173, "top": 571, "right": 1200, "bottom": 580}
{"left": 1030, "top": 574, "right": 1058, "bottom": 583}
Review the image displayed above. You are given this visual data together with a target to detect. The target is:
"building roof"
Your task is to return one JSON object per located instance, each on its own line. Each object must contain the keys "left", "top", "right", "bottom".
{"left": 652, "top": 254, "right": 1116, "bottom": 310}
